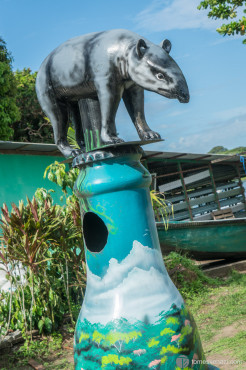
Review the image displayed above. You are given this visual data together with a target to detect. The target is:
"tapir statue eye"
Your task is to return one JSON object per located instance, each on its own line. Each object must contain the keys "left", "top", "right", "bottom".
{"left": 156, "top": 73, "right": 165, "bottom": 80}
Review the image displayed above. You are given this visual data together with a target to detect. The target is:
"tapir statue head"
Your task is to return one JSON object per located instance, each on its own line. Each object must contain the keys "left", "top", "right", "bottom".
{"left": 128, "top": 38, "right": 189, "bottom": 103}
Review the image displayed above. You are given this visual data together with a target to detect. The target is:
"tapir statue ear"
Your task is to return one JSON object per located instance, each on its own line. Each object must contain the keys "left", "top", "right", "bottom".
{"left": 136, "top": 39, "right": 148, "bottom": 59}
{"left": 161, "top": 39, "right": 172, "bottom": 54}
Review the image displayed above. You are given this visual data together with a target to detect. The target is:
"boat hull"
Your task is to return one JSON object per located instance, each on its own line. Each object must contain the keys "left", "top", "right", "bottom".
{"left": 157, "top": 218, "right": 246, "bottom": 259}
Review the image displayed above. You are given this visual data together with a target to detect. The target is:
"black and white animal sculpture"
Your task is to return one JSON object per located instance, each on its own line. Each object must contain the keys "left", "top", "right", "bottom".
{"left": 36, "top": 29, "right": 189, "bottom": 157}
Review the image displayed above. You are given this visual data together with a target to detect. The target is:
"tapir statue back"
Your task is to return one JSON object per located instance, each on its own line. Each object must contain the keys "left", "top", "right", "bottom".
{"left": 36, "top": 29, "right": 189, "bottom": 157}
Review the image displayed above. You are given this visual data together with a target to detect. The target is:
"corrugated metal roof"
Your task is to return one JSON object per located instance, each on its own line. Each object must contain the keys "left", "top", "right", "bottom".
{"left": 143, "top": 150, "right": 246, "bottom": 164}
{"left": 0, "top": 141, "right": 62, "bottom": 156}
{"left": 0, "top": 141, "right": 245, "bottom": 164}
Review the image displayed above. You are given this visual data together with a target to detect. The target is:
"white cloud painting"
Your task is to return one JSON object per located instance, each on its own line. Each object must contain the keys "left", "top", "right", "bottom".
{"left": 79, "top": 241, "right": 183, "bottom": 325}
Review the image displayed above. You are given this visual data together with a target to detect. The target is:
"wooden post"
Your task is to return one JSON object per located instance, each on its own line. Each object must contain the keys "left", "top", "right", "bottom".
{"left": 141, "top": 159, "right": 156, "bottom": 190}
{"left": 235, "top": 164, "right": 246, "bottom": 212}
{"left": 208, "top": 164, "right": 221, "bottom": 210}
{"left": 178, "top": 163, "right": 193, "bottom": 221}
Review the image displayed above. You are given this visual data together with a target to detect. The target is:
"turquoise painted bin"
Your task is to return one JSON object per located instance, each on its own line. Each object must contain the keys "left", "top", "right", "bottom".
{"left": 73, "top": 150, "right": 208, "bottom": 369}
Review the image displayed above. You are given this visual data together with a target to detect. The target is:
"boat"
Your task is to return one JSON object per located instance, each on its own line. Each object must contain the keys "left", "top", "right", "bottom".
{"left": 157, "top": 218, "right": 246, "bottom": 259}
{"left": 144, "top": 150, "right": 246, "bottom": 259}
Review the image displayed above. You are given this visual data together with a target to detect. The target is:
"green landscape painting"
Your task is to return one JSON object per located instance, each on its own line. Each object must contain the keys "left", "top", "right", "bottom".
{"left": 74, "top": 304, "right": 206, "bottom": 369}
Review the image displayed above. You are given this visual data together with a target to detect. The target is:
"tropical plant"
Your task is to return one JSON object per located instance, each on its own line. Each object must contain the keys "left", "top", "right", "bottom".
{"left": 150, "top": 190, "right": 173, "bottom": 229}
{"left": 0, "top": 188, "right": 85, "bottom": 338}
{"left": 44, "top": 161, "right": 79, "bottom": 196}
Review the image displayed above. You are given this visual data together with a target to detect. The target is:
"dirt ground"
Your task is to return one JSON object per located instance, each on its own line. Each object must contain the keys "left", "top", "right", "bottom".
{"left": 205, "top": 326, "right": 246, "bottom": 370}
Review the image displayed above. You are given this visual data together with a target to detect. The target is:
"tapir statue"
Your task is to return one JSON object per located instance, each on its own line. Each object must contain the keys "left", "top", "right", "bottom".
{"left": 36, "top": 29, "right": 189, "bottom": 157}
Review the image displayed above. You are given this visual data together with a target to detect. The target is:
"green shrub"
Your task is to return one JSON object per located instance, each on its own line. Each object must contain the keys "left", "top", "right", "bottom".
{"left": 0, "top": 188, "right": 85, "bottom": 337}
{"left": 164, "top": 252, "right": 220, "bottom": 299}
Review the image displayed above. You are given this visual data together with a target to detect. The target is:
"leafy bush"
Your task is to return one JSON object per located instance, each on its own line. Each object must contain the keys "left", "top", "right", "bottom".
{"left": 164, "top": 252, "right": 219, "bottom": 299}
{"left": 44, "top": 161, "right": 79, "bottom": 196}
{"left": 0, "top": 188, "right": 85, "bottom": 337}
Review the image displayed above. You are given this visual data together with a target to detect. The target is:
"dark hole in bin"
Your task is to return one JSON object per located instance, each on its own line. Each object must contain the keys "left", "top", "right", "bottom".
{"left": 83, "top": 212, "right": 108, "bottom": 253}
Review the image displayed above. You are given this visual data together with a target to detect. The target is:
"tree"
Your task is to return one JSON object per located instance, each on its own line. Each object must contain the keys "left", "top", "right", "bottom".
{"left": 0, "top": 37, "right": 20, "bottom": 140}
{"left": 12, "top": 68, "right": 54, "bottom": 143}
{"left": 198, "top": 1, "right": 246, "bottom": 44}
{"left": 208, "top": 145, "right": 228, "bottom": 154}
{"left": 208, "top": 145, "right": 246, "bottom": 154}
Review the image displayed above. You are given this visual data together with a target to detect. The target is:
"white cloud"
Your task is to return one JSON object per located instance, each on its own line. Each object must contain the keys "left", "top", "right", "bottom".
{"left": 79, "top": 241, "right": 183, "bottom": 325}
{"left": 211, "top": 33, "right": 244, "bottom": 45}
{"left": 167, "top": 114, "right": 246, "bottom": 153}
{"left": 135, "top": 0, "right": 222, "bottom": 32}
{"left": 212, "top": 106, "right": 246, "bottom": 122}
{"left": 168, "top": 109, "right": 190, "bottom": 117}
{"left": 160, "top": 124, "right": 169, "bottom": 129}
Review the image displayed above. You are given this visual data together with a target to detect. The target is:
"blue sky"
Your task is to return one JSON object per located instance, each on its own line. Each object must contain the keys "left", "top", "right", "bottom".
{"left": 0, "top": 0, "right": 245, "bottom": 154}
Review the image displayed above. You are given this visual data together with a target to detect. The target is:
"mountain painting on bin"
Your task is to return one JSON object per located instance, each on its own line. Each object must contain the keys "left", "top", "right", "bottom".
{"left": 79, "top": 241, "right": 183, "bottom": 325}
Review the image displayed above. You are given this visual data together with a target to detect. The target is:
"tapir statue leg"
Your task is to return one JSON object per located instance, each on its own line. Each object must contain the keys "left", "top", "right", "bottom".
{"left": 73, "top": 147, "right": 214, "bottom": 370}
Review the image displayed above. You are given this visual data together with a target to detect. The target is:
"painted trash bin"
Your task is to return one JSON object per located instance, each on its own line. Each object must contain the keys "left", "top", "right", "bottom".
{"left": 73, "top": 146, "right": 208, "bottom": 370}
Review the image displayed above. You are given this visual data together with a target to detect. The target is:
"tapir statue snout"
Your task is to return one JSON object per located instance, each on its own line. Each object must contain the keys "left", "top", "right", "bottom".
{"left": 172, "top": 81, "right": 190, "bottom": 103}
{"left": 36, "top": 29, "right": 189, "bottom": 157}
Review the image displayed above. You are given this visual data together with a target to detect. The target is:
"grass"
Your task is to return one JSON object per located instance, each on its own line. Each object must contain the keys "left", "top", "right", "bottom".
{"left": 186, "top": 271, "right": 246, "bottom": 368}
{"left": 164, "top": 253, "right": 246, "bottom": 368}
{"left": 187, "top": 272, "right": 246, "bottom": 339}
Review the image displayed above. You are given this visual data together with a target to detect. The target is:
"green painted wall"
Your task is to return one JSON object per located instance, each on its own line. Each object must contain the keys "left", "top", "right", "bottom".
{"left": 0, "top": 153, "right": 67, "bottom": 209}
